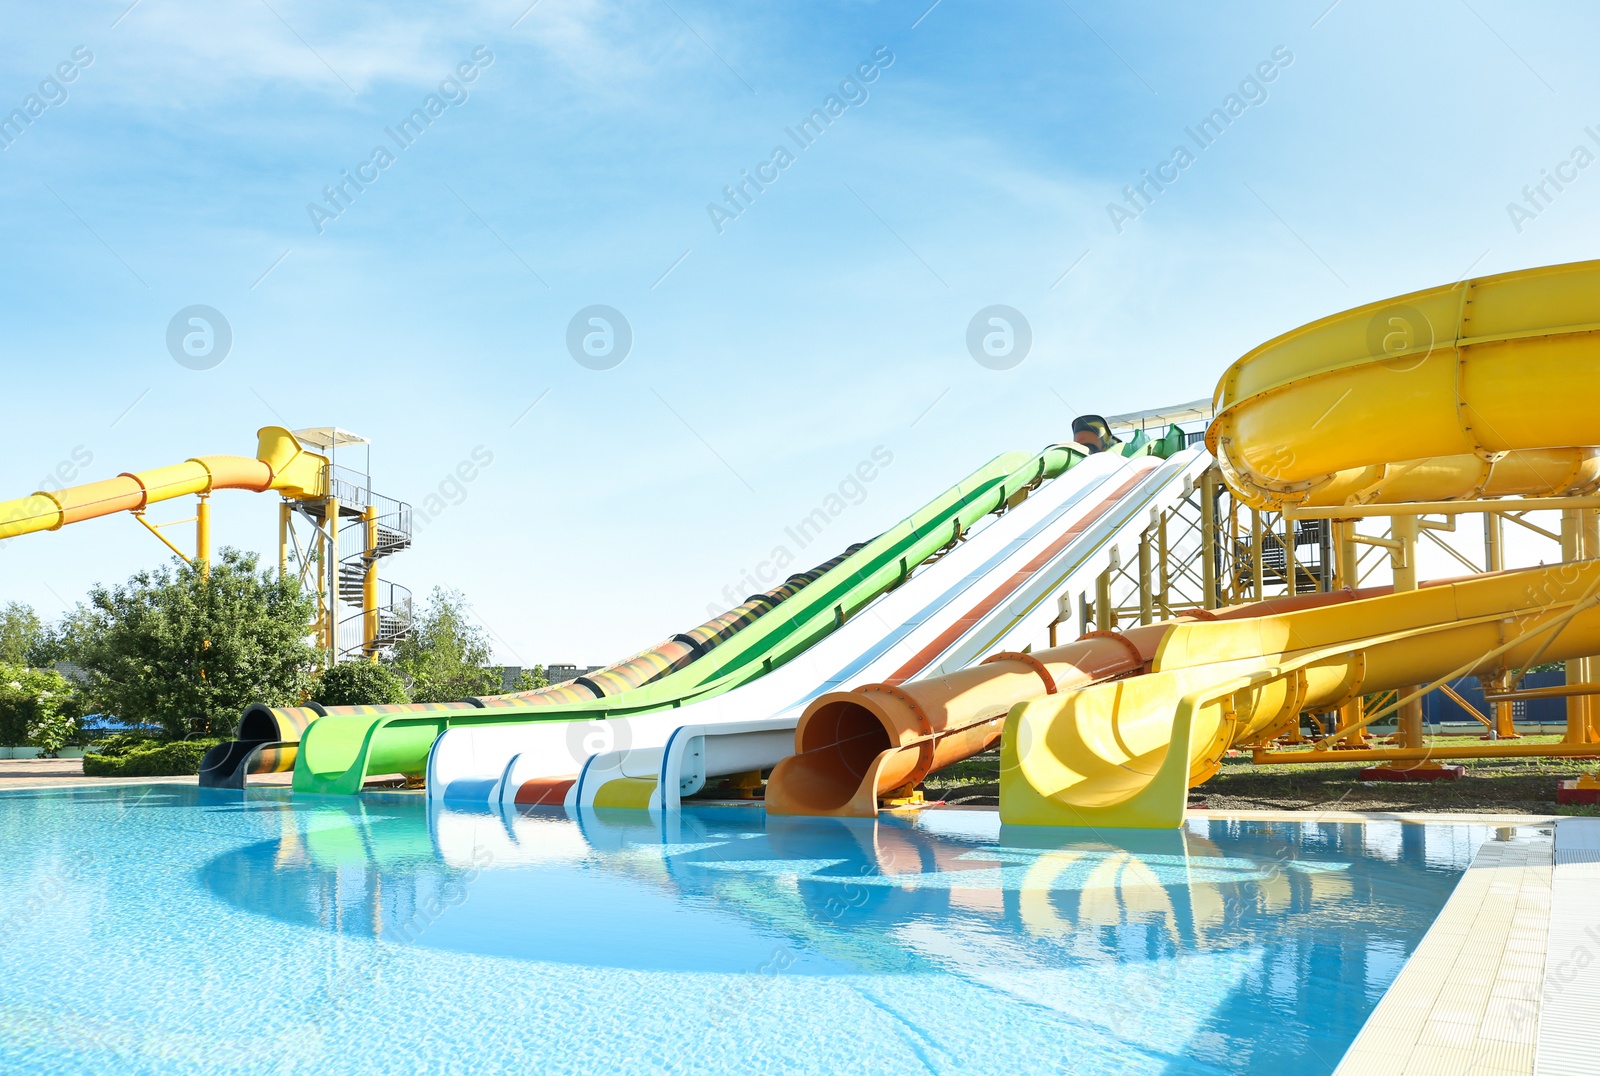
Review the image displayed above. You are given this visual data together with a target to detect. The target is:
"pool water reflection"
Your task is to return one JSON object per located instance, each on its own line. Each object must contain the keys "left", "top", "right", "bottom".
{"left": 0, "top": 786, "right": 1534, "bottom": 1074}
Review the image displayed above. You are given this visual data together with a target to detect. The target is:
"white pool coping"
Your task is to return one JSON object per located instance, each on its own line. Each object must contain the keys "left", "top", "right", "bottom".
{"left": 1333, "top": 818, "right": 1600, "bottom": 1075}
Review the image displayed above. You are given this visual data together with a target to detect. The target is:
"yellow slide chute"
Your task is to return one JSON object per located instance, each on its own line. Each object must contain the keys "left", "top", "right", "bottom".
{"left": 1005, "top": 259, "right": 1600, "bottom": 829}
{"left": 1210, "top": 259, "right": 1600, "bottom": 510}
{"left": 0, "top": 427, "right": 326, "bottom": 542}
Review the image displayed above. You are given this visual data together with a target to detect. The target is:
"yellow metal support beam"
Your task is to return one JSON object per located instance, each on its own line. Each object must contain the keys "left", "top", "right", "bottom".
{"left": 1283, "top": 516, "right": 1296, "bottom": 597}
{"left": 1137, "top": 528, "right": 1153, "bottom": 626}
{"left": 324, "top": 496, "right": 339, "bottom": 656}
{"left": 1254, "top": 741, "right": 1600, "bottom": 765}
{"left": 1201, "top": 468, "right": 1218, "bottom": 609}
{"left": 1094, "top": 565, "right": 1113, "bottom": 632}
{"left": 1485, "top": 682, "right": 1600, "bottom": 702}
{"left": 1561, "top": 509, "right": 1593, "bottom": 744}
{"left": 131, "top": 510, "right": 196, "bottom": 564}
{"left": 1285, "top": 493, "right": 1600, "bottom": 520}
{"left": 195, "top": 494, "right": 210, "bottom": 578}
{"left": 1388, "top": 514, "right": 1424, "bottom": 753}
{"left": 1250, "top": 509, "right": 1264, "bottom": 600}
{"left": 278, "top": 501, "right": 290, "bottom": 578}
{"left": 362, "top": 505, "right": 379, "bottom": 661}
{"left": 1438, "top": 680, "right": 1492, "bottom": 730}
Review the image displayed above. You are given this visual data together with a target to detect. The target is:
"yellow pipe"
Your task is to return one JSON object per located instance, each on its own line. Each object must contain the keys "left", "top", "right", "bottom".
{"left": 0, "top": 426, "right": 326, "bottom": 543}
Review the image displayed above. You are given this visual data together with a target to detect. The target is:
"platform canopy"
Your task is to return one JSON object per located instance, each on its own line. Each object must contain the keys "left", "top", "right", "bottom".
{"left": 1104, "top": 398, "right": 1213, "bottom": 433}
{"left": 292, "top": 427, "right": 369, "bottom": 450}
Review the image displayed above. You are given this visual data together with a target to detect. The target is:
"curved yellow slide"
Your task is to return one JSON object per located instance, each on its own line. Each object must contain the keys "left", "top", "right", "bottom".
{"left": 1004, "top": 259, "right": 1600, "bottom": 828}
{"left": 0, "top": 426, "right": 327, "bottom": 540}
{"left": 1209, "top": 259, "right": 1600, "bottom": 510}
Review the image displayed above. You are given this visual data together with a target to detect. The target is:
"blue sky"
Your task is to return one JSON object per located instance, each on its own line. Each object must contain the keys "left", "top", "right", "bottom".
{"left": 1, "top": 0, "right": 1596, "bottom": 664}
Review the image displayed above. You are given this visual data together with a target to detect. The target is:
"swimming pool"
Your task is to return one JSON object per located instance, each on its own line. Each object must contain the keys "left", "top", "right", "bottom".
{"left": 0, "top": 786, "right": 1524, "bottom": 1074}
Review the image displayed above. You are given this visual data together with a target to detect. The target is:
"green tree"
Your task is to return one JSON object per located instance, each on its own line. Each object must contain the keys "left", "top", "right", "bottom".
{"left": 312, "top": 660, "right": 410, "bottom": 706}
{"left": 58, "top": 549, "right": 319, "bottom": 740}
{"left": 0, "top": 602, "right": 45, "bottom": 665}
{"left": 0, "top": 662, "right": 82, "bottom": 753}
{"left": 388, "top": 587, "right": 502, "bottom": 703}
{"left": 511, "top": 664, "right": 549, "bottom": 692}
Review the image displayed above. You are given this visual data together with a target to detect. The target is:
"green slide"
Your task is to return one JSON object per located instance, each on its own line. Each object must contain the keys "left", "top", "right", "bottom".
{"left": 292, "top": 427, "right": 1186, "bottom": 795}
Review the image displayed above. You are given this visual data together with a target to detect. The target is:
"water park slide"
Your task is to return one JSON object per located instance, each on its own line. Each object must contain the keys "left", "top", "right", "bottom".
{"left": 425, "top": 450, "right": 1148, "bottom": 804}
{"left": 1002, "top": 258, "right": 1600, "bottom": 829}
{"left": 567, "top": 446, "right": 1213, "bottom": 813}
{"left": 291, "top": 430, "right": 1180, "bottom": 795}
{"left": 764, "top": 587, "right": 1371, "bottom": 817}
{"left": 199, "top": 541, "right": 861, "bottom": 788}
{"left": 527, "top": 445, "right": 1207, "bottom": 811}
{"left": 426, "top": 435, "right": 1184, "bottom": 806}
{"left": 0, "top": 427, "right": 326, "bottom": 539}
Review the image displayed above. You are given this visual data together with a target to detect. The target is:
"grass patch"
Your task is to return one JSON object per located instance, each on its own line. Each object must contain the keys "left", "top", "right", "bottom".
{"left": 82, "top": 735, "right": 224, "bottom": 777}
{"left": 919, "top": 735, "right": 1599, "bottom": 815}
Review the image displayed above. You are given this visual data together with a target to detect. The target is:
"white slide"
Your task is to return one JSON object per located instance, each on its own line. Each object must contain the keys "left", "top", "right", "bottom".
{"left": 574, "top": 447, "right": 1211, "bottom": 812}
{"left": 427, "top": 449, "right": 1137, "bottom": 807}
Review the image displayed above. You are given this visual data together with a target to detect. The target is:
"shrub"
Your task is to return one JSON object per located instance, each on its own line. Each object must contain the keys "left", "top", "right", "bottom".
{"left": 0, "top": 662, "right": 83, "bottom": 754}
{"left": 82, "top": 736, "right": 223, "bottom": 777}
{"left": 311, "top": 661, "right": 410, "bottom": 707}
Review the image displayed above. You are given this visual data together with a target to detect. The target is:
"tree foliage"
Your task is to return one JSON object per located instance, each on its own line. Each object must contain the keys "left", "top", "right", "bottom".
{"left": 511, "top": 664, "right": 549, "bottom": 692}
{"left": 0, "top": 602, "right": 46, "bottom": 665}
{"left": 312, "top": 660, "right": 411, "bottom": 707}
{"left": 58, "top": 549, "right": 319, "bottom": 740}
{"left": 0, "top": 662, "right": 82, "bottom": 752}
{"left": 387, "top": 587, "right": 502, "bottom": 703}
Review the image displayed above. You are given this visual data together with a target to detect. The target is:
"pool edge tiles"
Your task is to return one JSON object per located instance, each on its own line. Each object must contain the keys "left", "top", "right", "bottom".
{"left": 1334, "top": 828, "right": 1553, "bottom": 1076}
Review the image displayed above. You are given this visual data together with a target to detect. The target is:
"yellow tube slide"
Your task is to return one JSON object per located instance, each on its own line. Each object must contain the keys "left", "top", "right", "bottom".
{"left": 1003, "top": 559, "right": 1600, "bottom": 827}
{"left": 1007, "top": 259, "right": 1600, "bottom": 828}
{"left": 1209, "top": 259, "right": 1600, "bottom": 510}
{"left": 0, "top": 427, "right": 326, "bottom": 541}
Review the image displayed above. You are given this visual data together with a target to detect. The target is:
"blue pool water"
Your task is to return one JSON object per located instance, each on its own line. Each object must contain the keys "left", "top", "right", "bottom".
{"left": 0, "top": 786, "right": 1530, "bottom": 1074}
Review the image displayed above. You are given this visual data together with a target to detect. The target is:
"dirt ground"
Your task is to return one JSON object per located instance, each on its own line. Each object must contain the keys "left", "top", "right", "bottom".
{"left": 919, "top": 735, "right": 1600, "bottom": 816}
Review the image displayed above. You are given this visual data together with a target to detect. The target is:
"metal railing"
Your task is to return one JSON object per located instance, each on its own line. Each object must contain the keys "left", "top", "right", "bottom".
{"left": 336, "top": 579, "right": 414, "bottom": 659}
